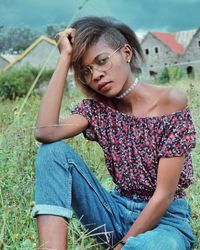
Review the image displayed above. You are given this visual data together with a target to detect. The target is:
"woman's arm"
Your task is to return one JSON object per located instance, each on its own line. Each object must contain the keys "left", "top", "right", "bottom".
{"left": 35, "top": 29, "right": 88, "bottom": 143}
{"left": 113, "top": 156, "right": 184, "bottom": 250}
{"left": 115, "top": 91, "right": 188, "bottom": 249}
{"left": 122, "top": 156, "right": 184, "bottom": 239}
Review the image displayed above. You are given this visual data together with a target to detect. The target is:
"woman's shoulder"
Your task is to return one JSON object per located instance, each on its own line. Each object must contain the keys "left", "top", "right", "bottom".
{"left": 75, "top": 97, "right": 111, "bottom": 114}
{"left": 151, "top": 84, "right": 188, "bottom": 114}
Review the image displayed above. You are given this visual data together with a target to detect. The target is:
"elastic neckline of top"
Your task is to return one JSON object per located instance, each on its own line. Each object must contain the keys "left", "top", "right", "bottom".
{"left": 88, "top": 99, "right": 190, "bottom": 120}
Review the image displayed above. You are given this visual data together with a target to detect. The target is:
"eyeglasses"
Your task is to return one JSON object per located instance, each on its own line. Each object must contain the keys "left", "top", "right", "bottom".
{"left": 78, "top": 46, "right": 122, "bottom": 85}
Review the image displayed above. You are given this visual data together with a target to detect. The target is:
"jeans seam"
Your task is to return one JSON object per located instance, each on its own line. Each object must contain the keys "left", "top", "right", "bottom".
{"left": 67, "top": 159, "right": 112, "bottom": 214}
{"left": 67, "top": 159, "right": 123, "bottom": 237}
{"left": 64, "top": 162, "right": 72, "bottom": 204}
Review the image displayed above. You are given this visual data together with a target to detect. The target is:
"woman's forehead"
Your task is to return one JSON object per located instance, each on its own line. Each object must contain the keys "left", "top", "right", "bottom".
{"left": 82, "top": 39, "right": 114, "bottom": 65}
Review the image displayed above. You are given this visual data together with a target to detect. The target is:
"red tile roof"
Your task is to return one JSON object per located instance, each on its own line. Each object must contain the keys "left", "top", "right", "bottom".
{"left": 152, "top": 32, "right": 185, "bottom": 55}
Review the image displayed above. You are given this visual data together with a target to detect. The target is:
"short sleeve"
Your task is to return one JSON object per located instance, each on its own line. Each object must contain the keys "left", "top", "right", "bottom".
{"left": 70, "top": 99, "right": 97, "bottom": 141}
{"left": 158, "top": 108, "right": 196, "bottom": 158}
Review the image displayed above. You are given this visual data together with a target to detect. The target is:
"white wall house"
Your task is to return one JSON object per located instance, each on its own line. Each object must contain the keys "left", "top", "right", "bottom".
{"left": 0, "top": 54, "right": 17, "bottom": 70}
{"left": 0, "top": 55, "right": 10, "bottom": 69}
{"left": 4, "top": 36, "right": 59, "bottom": 70}
{"left": 140, "top": 28, "right": 200, "bottom": 78}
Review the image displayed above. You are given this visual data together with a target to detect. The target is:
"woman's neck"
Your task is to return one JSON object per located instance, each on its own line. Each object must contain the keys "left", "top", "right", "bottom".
{"left": 112, "top": 82, "right": 159, "bottom": 116}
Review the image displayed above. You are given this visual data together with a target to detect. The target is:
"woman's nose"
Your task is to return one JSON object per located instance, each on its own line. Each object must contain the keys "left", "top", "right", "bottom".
{"left": 91, "top": 67, "right": 106, "bottom": 82}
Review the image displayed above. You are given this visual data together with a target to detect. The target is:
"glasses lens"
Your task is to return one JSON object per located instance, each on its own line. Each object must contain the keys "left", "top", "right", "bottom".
{"left": 79, "top": 66, "right": 92, "bottom": 85}
{"left": 94, "top": 55, "right": 112, "bottom": 72}
{"left": 79, "top": 52, "right": 116, "bottom": 85}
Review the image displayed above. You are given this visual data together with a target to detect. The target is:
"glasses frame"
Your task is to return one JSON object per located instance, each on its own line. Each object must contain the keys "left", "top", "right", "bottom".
{"left": 78, "top": 46, "right": 122, "bottom": 85}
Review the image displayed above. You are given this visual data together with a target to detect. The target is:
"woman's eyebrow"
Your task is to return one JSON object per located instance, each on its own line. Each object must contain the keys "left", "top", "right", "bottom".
{"left": 82, "top": 52, "right": 108, "bottom": 67}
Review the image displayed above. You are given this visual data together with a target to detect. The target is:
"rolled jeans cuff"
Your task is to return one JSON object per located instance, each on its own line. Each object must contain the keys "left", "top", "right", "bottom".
{"left": 31, "top": 204, "right": 73, "bottom": 220}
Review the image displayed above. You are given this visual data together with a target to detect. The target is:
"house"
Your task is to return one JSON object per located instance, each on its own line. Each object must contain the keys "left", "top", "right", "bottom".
{"left": 140, "top": 28, "right": 200, "bottom": 78}
{"left": 0, "top": 54, "right": 17, "bottom": 70}
{"left": 0, "top": 55, "right": 10, "bottom": 69}
{"left": 180, "top": 28, "right": 200, "bottom": 77}
{"left": 4, "top": 28, "right": 200, "bottom": 80}
{"left": 4, "top": 35, "right": 59, "bottom": 70}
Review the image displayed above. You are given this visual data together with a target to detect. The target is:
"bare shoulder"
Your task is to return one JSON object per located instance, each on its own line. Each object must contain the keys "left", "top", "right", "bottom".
{"left": 167, "top": 87, "right": 188, "bottom": 110}
{"left": 155, "top": 85, "right": 188, "bottom": 114}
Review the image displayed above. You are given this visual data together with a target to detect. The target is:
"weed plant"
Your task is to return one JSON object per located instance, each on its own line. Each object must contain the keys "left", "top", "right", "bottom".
{"left": 0, "top": 79, "right": 199, "bottom": 249}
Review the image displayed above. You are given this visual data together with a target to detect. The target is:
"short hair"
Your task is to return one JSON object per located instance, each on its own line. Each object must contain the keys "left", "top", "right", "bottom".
{"left": 70, "top": 16, "right": 144, "bottom": 99}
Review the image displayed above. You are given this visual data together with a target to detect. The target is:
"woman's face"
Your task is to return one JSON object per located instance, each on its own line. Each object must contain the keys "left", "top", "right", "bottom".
{"left": 80, "top": 37, "right": 133, "bottom": 98}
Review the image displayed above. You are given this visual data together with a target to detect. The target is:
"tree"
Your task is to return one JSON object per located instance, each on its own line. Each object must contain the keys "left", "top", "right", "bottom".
{"left": 0, "top": 25, "right": 6, "bottom": 53}
{"left": 7, "top": 26, "right": 37, "bottom": 53}
{"left": 45, "top": 23, "right": 67, "bottom": 39}
{"left": 0, "top": 25, "right": 38, "bottom": 54}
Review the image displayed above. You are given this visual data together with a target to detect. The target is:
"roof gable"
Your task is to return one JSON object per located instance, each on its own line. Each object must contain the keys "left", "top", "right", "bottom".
{"left": 175, "top": 29, "right": 197, "bottom": 49}
{"left": 4, "top": 35, "right": 56, "bottom": 70}
{"left": 182, "top": 27, "right": 200, "bottom": 53}
{"left": 151, "top": 32, "right": 184, "bottom": 55}
{"left": 1, "top": 54, "right": 18, "bottom": 63}
{"left": 0, "top": 55, "right": 10, "bottom": 63}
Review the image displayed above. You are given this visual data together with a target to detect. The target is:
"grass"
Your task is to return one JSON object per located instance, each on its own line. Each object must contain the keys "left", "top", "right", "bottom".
{"left": 0, "top": 79, "right": 199, "bottom": 249}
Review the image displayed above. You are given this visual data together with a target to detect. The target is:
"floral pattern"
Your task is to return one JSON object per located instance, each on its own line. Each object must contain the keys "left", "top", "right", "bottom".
{"left": 71, "top": 99, "right": 196, "bottom": 200}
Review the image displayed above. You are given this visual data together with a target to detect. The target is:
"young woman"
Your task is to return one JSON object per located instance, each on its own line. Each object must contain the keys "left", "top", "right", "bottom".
{"left": 31, "top": 16, "right": 196, "bottom": 250}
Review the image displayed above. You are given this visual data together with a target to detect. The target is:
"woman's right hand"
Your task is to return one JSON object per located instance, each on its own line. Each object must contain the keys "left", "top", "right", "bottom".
{"left": 55, "top": 28, "right": 76, "bottom": 56}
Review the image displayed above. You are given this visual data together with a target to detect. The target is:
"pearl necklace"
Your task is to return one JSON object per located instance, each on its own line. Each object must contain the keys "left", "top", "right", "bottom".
{"left": 115, "top": 78, "right": 139, "bottom": 99}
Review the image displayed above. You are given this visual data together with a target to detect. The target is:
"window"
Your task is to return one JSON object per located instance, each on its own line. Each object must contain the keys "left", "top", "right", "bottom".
{"left": 155, "top": 47, "right": 159, "bottom": 53}
{"left": 145, "top": 49, "right": 149, "bottom": 55}
{"left": 187, "top": 66, "right": 194, "bottom": 78}
{"left": 198, "top": 41, "right": 200, "bottom": 47}
{"left": 149, "top": 71, "right": 157, "bottom": 77}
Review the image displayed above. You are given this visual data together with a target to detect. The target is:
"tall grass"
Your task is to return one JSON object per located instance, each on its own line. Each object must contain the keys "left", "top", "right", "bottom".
{"left": 0, "top": 79, "right": 199, "bottom": 249}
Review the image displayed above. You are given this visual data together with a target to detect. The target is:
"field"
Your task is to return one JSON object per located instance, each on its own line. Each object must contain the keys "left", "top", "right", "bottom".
{"left": 0, "top": 80, "right": 199, "bottom": 249}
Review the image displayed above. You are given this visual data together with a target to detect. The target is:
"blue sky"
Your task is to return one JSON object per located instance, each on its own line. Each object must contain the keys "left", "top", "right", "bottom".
{"left": 0, "top": 0, "right": 200, "bottom": 33}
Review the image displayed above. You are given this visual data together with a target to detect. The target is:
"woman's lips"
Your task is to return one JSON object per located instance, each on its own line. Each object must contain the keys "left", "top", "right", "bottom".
{"left": 98, "top": 82, "right": 112, "bottom": 91}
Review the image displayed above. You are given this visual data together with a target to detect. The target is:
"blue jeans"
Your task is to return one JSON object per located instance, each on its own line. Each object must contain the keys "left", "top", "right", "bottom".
{"left": 31, "top": 141, "right": 195, "bottom": 250}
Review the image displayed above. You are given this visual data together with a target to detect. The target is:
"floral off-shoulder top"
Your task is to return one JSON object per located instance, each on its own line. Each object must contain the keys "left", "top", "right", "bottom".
{"left": 71, "top": 99, "right": 196, "bottom": 200}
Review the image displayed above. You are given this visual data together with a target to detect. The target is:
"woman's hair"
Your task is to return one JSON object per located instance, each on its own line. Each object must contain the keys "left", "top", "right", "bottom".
{"left": 70, "top": 16, "right": 144, "bottom": 99}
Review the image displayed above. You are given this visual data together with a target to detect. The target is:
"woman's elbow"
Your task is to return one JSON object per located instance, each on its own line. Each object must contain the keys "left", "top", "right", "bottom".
{"left": 34, "top": 128, "right": 54, "bottom": 143}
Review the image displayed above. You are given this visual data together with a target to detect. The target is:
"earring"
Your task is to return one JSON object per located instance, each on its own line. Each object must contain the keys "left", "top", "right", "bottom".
{"left": 127, "top": 59, "right": 131, "bottom": 63}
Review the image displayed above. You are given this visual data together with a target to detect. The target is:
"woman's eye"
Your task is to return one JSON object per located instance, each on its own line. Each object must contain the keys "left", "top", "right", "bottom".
{"left": 97, "top": 57, "right": 109, "bottom": 65}
{"left": 83, "top": 67, "right": 91, "bottom": 76}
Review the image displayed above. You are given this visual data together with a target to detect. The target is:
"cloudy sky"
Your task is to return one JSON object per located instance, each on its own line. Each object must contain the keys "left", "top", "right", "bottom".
{"left": 0, "top": 0, "right": 200, "bottom": 33}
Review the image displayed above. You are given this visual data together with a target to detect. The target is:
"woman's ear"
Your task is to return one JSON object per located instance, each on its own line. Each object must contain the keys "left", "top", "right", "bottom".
{"left": 121, "top": 44, "right": 133, "bottom": 63}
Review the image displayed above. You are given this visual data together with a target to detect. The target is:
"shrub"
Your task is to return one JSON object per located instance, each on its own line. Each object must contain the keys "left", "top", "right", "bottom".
{"left": 157, "top": 67, "right": 170, "bottom": 84}
{"left": 156, "top": 66, "right": 186, "bottom": 84}
{"left": 168, "top": 66, "right": 186, "bottom": 81}
{"left": 0, "top": 66, "right": 54, "bottom": 100}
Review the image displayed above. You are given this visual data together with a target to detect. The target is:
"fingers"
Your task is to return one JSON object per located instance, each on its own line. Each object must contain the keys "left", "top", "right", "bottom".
{"left": 54, "top": 28, "right": 76, "bottom": 44}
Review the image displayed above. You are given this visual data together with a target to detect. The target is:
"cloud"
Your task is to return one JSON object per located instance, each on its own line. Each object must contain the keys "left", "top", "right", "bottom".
{"left": 0, "top": 0, "right": 76, "bottom": 27}
{"left": 0, "top": 0, "right": 199, "bottom": 32}
{"left": 169, "top": 0, "right": 200, "bottom": 2}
